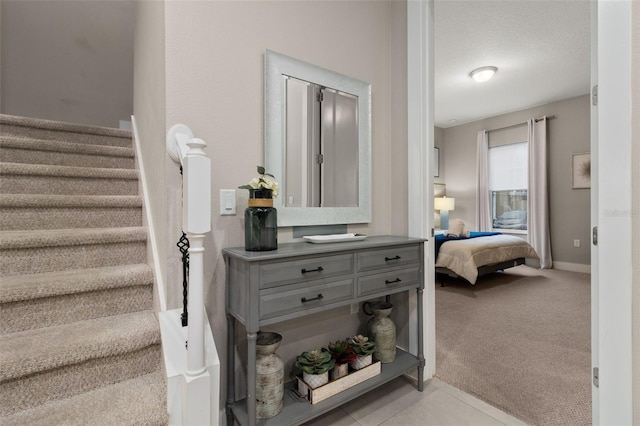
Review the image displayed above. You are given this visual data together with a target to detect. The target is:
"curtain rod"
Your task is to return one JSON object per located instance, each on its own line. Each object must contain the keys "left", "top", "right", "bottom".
{"left": 487, "top": 115, "right": 556, "bottom": 133}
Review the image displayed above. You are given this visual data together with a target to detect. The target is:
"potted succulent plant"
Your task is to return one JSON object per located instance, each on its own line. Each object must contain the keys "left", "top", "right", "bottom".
{"left": 347, "top": 335, "right": 377, "bottom": 370}
{"left": 325, "top": 340, "right": 358, "bottom": 380}
{"left": 295, "top": 349, "right": 335, "bottom": 389}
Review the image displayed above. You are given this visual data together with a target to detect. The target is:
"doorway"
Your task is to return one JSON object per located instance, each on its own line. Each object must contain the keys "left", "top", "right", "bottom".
{"left": 407, "top": 1, "right": 635, "bottom": 424}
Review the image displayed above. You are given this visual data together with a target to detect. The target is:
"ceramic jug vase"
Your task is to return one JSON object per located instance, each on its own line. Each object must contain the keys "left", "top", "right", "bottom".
{"left": 363, "top": 301, "right": 396, "bottom": 363}
{"left": 255, "top": 332, "right": 284, "bottom": 418}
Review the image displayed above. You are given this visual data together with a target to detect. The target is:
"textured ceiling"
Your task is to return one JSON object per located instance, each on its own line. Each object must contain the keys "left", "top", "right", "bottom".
{"left": 434, "top": 0, "right": 591, "bottom": 128}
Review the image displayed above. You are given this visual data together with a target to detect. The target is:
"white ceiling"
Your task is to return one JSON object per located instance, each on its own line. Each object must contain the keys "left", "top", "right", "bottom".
{"left": 434, "top": 0, "right": 591, "bottom": 128}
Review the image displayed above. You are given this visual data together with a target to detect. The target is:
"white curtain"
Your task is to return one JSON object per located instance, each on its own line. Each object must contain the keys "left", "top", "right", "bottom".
{"left": 475, "top": 130, "right": 492, "bottom": 231}
{"left": 527, "top": 118, "right": 552, "bottom": 268}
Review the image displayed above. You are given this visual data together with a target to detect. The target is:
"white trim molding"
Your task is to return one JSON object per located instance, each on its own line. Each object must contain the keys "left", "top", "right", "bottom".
{"left": 552, "top": 261, "right": 591, "bottom": 274}
{"left": 407, "top": 0, "right": 435, "bottom": 380}
{"left": 131, "top": 115, "right": 167, "bottom": 312}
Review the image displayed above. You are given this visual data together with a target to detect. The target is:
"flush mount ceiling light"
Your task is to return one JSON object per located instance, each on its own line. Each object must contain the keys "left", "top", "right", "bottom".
{"left": 470, "top": 66, "right": 498, "bottom": 83}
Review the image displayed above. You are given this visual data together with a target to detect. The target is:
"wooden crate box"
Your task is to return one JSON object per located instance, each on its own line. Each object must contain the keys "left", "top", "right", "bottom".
{"left": 296, "top": 361, "right": 381, "bottom": 404}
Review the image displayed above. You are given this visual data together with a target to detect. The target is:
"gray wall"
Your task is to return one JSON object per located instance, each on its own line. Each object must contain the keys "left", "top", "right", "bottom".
{"left": 0, "top": 1, "right": 134, "bottom": 128}
{"left": 440, "top": 94, "right": 591, "bottom": 266}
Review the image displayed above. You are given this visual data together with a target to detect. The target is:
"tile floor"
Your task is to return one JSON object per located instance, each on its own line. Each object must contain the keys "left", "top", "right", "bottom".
{"left": 305, "top": 377, "right": 528, "bottom": 426}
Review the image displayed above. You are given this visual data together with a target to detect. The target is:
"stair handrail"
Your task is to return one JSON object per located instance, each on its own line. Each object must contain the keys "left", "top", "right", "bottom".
{"left": 166, "top": 124, "right": 211, "bottom": 376}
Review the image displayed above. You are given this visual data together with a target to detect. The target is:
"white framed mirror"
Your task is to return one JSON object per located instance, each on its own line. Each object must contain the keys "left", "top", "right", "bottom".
{"left": 264, "top": 49, "right": 371, "bottom": 227}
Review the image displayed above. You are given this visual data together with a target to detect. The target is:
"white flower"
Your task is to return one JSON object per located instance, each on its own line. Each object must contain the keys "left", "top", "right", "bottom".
{"left": 261, "top": 176, "right": 279, "bottom": 197}
{"left": 248, "top": 177, "right": 262, "bottom": 189}
{"left": 239, "top": 166, "right": 279, "bottom": 198}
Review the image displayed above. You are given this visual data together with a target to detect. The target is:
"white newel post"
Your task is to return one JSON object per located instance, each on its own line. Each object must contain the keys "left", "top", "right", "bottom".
{"left": 183, "top": 137, "right": 211, "bottom": 425}
{"left": 166, "top": 124, "right": 215, "bottom": 425}
{"left": 183, "top": 137, "right": 210, "bottom": 375}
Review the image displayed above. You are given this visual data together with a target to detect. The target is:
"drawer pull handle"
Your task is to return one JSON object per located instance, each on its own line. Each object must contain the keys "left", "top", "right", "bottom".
{"left": 385, "top": 256, "right": 401, "bottom": 261}
{"left": 301, "top": 294, "right": 324, "bottom": 303}
{"left": 301, "top": 266, "right": 324, "bottom": 274}
{"left": 385, "top": 278, "right": 402, "bottom": 285}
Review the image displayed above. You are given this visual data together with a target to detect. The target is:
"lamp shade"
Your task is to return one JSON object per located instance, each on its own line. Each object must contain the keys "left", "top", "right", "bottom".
{"left": 434, "top": 197, "right": 455, "bottom": 211}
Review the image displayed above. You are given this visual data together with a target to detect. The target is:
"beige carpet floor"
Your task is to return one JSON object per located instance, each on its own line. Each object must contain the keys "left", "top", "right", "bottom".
{"left": 435, "top": 265, "right": 591, "bottom": 426}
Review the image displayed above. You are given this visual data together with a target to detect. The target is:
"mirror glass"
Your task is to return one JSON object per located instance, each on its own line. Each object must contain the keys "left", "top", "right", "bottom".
{"left": 265, "top": 50, "right": 371, "bottom": 226}
{"left": 285, "top": 76, "right": 359, "bottom": 208}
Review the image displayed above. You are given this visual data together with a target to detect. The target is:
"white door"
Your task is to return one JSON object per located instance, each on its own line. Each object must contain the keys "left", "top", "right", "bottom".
{"left": 594, "top": 1, "right": 633, "bottom": 424}
{"left": 589, "top": 1, "right": 599, "bottom": 421}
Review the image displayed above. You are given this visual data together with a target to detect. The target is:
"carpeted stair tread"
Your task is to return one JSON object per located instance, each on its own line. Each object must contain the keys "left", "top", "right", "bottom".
{"left": 0, "top": 136, "right": 135, "bottom": 169}
{"left": 0, "top": 195, "right": 143, "bottom": 231}
{"left": 0, "top": 310, "right": 160, "bottom": 382}
{"left": 0, "top": 370, "right": 168, "bottom": 426}
{"left": 0, "top": 226, "right": 146, "bottom": 250}
{"left": 0, "top": 264, "right": 153, "bottom": 303}
{"left": 0, "top": 135, "right": 134, "bottom": 157}
{"left": 0, "top": 114, "right": 132, "bottom": 138}
{"left": 0, "top": 162, "right": 138, "bottom": 179}
{"left": 0, "top": 202, "right": 143, "bottom": 231}
{"left": 0, "top": 345, "right": 161, "bottom": 417}
{"left": 0, "top": 194, "right": 142, "bottom": 208}
{"left": 0, "top": 114, "right": 133, "bottom": 148}
{"left": 0, "top": 285, "right": 153, "bottom": 334}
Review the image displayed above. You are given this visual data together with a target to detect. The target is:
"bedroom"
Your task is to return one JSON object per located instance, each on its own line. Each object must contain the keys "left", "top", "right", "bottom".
{"left": 431, "top": 1, "right": 592, "bottom": 424}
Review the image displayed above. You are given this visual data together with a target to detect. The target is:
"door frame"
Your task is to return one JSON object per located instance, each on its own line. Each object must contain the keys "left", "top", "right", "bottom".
{"left": 407, "top": 0, "right": 435, "bottom": 377}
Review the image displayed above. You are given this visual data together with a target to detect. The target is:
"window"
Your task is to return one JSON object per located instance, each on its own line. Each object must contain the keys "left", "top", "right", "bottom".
{"left": 488, "top": 142, "right": 528, "bottom": 231}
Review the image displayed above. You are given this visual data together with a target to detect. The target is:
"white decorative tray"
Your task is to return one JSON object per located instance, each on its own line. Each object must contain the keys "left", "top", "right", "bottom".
{"left": 303, "top": 233, "right": 367, "bottom": 244}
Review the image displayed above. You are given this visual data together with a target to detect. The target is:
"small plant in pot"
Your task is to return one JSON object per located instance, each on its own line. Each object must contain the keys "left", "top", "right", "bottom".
{"left": 347, "top": 335, "right": 377, "bottom": 370}
{"left": 325, "top": 340, "right": 358, "bottom": 380}
{"left": 295, "top": 349, "right": 335, "bottom": 389}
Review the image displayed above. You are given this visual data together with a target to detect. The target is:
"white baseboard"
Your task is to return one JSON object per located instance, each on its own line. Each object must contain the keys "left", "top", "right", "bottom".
{"left": 552, "top": 261, "right": 591, "bottom": 274}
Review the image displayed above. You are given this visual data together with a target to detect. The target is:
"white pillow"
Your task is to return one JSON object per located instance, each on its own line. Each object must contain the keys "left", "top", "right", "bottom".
{"left": 446, "top": 218, "right": 466, "bottom": 237}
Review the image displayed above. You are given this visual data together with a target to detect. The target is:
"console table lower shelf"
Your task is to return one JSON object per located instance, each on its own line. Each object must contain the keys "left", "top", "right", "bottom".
{"left": 229, "top": 349, "right": 421, "bottom": 426}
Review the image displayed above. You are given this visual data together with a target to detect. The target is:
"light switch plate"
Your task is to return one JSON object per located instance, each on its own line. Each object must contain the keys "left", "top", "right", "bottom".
{"left": 220, "top": 189, "right": 236, "bottom": 215}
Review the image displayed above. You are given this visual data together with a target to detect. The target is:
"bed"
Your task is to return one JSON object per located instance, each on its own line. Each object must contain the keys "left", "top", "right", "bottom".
{"left": 435, "top": 232, "right": 539, "bottom": 285}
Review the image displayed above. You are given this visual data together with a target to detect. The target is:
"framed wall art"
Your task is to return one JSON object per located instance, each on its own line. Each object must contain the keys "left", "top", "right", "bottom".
{"left": 572, "top": 153, "right": 591, "bottom": 189}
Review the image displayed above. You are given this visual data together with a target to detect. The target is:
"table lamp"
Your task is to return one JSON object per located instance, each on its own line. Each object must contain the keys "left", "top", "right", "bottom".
{"left": 434, "top": 196, "right": 455, "bottom": 230}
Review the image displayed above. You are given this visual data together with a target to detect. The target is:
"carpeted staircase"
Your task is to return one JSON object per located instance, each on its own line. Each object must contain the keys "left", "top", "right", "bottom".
{"left": 0, "top": 114, "right": 168, "bottom": 425}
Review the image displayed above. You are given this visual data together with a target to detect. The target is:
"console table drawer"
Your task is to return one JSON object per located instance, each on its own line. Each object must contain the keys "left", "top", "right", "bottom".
{"left": 260, "top": 254, "right": 354, "bottom": 289}
{"left": 357, "top": 245, "right": 421, "bottom": 272}
{"left": 260, "top": 279, "right": 354, "bottom": 320}
{"left": 357, "top": 268, "right": 420, "bottom": 296}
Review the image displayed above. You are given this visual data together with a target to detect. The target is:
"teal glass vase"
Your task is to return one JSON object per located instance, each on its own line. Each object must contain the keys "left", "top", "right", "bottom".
{"left": 245, "top": 188, "right": 278, "bottom": 251}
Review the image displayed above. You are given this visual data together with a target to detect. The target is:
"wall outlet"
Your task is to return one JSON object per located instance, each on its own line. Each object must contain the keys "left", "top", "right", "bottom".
{"left": 574, "top": 239, "right": 581, "bottom": 248}
{"left": 350, "top": 303, "right": 359, "bottom": 315}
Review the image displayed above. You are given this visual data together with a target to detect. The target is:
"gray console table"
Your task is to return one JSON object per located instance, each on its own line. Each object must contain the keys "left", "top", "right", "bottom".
{"left": 224, "top": 235, "right": 426, "bottom": 426}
